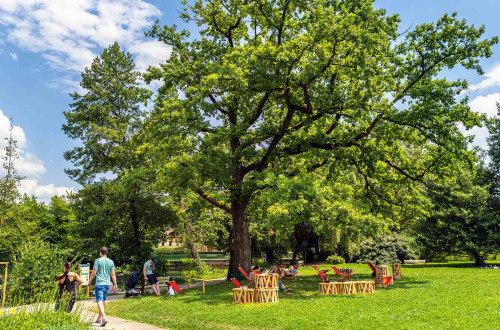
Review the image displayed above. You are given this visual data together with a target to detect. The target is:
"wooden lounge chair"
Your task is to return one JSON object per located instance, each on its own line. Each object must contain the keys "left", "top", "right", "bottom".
{"left": 238, "top": 267, "right": 255, "bottom": 286}
{"left": 231, "top": 278, "right": 242, "bottom": 288}
{"left": 318, "top": 271, "right": 330, "bottom": 283}
{"left": 381, "top": 276, "right": 393, "bottom": 288}
{"left": 168, "top": 281, "right": 185, "bottom": 294}
{"left": 313, "top": 265, "right": 330, "bottom": 274}
{"left": 368, "top": 263, "right": 377, "bottom": 278}
{"left": 331, "top": 266, "right": 353, "bottom": 281}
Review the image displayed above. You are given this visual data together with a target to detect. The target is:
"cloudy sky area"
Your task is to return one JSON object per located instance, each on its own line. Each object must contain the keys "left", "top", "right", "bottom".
{"left": 0, "top": 0, "right": 499, "bottom": 202}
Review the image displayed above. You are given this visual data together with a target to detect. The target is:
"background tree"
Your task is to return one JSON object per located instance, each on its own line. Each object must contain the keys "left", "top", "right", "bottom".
{"left": 417, "top": 165, "right": 499, "bottom": 264}
{"left": 63, "top": 43, "right": 176, "bottom": 265}
{"left": 0, "top": 120, "right": 23, "bottom": 230}
{"left": 145, "top": 0, "right": 497, "bottom": 276}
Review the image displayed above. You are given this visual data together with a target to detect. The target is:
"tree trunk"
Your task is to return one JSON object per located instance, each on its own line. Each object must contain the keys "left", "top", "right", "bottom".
{"left": 130, "top": 201, "right": 141, "bottom": 260}
{"left": 472, "top": 250, "right": 483, "bottom": 266}
{"left": 184, "top": 222, "right": 200, "bottom": 261}
{"left": 227, "top": 201, "right": 251, "bottom": 279}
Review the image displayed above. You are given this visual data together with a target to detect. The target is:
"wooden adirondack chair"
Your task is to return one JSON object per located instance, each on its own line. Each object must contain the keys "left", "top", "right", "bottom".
{"left": 318, "top": 271, "right": 330, "bottom": 283}
{"left": 312, "top": 265, "right": 330, "bottom": 274}
{"left": 231, "top": 278, "right": 242, "bottom": 288}
{"left": 368, "top": 263, "right": 377, "bottom": 278}
{"left": 238, "top": 267, "right": 255, "bottom": 286}
{"left": 331, "top": 266, "right": 353, "bottom": 281}
{"left": 168, "top": 281, "right": 185, "bottom": 294}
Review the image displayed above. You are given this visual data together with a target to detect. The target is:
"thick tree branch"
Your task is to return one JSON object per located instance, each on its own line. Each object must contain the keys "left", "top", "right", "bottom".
{"left": 385, "top": 160, "right": 431, "bottom": 188}
{"left": 196, "top": 188, "right": 231, "bottom": 213}
{"left": 351, "top": 159, "right": 404, "bottom": 207}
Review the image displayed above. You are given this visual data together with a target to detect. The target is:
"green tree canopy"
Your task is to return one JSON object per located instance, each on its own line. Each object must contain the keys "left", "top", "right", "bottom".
{"left": 63, "top": 43, "right": 176, "bottom": 264}
{"left": 144, "top": 0, "right": 497, "bottom": 276}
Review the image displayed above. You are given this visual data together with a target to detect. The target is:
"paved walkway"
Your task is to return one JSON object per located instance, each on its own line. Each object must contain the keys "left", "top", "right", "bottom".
{"left": 81, "top": 278, "right": 226, "bottom": 329}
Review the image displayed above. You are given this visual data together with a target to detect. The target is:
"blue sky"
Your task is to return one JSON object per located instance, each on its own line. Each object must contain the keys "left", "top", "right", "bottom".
{"left": 0, "top": 0, "right": 499, "bottom": 201}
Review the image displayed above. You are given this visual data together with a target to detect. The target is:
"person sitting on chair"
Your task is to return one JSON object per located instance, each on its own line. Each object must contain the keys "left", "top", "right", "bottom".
{"left": 249, "top": 265, "right": 260, "bottom": 282}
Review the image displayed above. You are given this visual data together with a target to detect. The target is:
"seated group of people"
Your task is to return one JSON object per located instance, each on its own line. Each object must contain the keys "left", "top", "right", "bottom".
{"left": 248, "top": 265, "right": 298, "bottom": 291}
{"left": 481, "top": 263, "right": 499, "bottom": 269}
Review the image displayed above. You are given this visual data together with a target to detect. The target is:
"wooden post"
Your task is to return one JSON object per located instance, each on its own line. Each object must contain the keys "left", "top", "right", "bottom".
{"left": 189, "top": 277, "right": 192, "bottom": 288}
{"left": 203, "top": 280, "right": 205, "bottom": 294}
{"left": 1, "top": 262, "right": 8, "bottom": 308}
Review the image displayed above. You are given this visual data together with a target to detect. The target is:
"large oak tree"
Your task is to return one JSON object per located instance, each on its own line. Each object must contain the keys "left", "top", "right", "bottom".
{"left": 144, "top": 0, "right": 497, "bottom": 276}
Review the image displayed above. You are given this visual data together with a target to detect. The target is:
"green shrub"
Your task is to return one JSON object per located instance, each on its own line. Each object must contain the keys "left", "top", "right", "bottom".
{"left": 0, "top": 307, "right": 88, "bottom": 329}
{"left": 155, "top": 247, "right": 186, "bottom": 255}
{"left": 7, "top": 241, "right": 75, "bottom": 305}
{"left": 326, "top": 255, "right": 345, "bottom": 264}
{"left": 152, "top": 254, "right": 171, "bottom": 276}
{"left": 357, "top": 234, "right": 416, "bottom": 264}
{"left": 0, "top": 285, "right": 88, "bottom": 329}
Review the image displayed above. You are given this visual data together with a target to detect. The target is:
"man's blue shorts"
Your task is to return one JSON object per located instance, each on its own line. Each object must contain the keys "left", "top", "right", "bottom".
{"left": 95, "top": 285, "right": 109, "bottom": 302}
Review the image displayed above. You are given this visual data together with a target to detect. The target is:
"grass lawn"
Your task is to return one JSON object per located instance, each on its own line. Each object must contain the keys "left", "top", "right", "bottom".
{"left": 105, "top": 262, "right": 500, "bottom": 329}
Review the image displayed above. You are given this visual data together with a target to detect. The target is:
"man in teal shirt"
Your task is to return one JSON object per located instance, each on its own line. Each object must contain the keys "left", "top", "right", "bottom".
{"left": 143, "top": 257, "right": 161, "bottom": 296}
{"left": 89, "top": 246, "right": 117, "bottom": 327}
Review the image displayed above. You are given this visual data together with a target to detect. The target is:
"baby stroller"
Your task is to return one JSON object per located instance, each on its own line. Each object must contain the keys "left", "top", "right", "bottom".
{"left": 123, "top": 270, "right": 141, "bottom": 298}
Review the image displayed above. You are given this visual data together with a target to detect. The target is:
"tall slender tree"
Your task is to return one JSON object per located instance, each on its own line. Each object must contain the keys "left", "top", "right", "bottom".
{"left": 63, "top": 43, "right": 175, "bottom": 263}
{"left": 0, "top": 120, "right": 23, "bottom": 230}
{"left": 145, "top": 0, "right": 497, "bottom": 276}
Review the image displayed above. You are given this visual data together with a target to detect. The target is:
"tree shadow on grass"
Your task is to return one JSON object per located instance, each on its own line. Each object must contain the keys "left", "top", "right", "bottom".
{"left": 403, "top": 262, "right": 484, "bottom": 269}
{"left": 175, "top": 273, "right": 428, "bottom": 306}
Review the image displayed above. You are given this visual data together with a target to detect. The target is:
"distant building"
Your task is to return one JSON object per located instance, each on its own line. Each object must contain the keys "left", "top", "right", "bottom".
{"left": 157, "top": 229, "right": 220, "bottom": 252}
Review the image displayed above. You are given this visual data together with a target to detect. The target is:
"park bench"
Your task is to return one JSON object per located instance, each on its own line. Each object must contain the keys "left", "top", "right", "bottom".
{"left": 404, "top": 260, "right": 427, "bottom": 266}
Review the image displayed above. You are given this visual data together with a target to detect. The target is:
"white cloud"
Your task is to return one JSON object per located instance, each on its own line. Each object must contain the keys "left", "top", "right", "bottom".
{"left": 0, "top": 0, "right": 171, "bottom": 86}
{"left": 9, "top": 52, "right": 17, "bottom": 61}
{"left": 19, "top": 179, "right": 74, "bottom": 202}
{"left": 469, "top": 93, "right": 500, "bottom": 118}
{"left": 0, "top": 109, "right": 74, "bottom": 200}
{"left": 469, "top": 64, "right": 500, "bottom": 91}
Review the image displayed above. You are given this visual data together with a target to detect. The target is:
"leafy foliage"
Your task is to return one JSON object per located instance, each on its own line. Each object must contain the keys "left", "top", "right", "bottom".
{"left": 144, "top": 0, "right": 498, "bottom": 275}
{"left": 326, "top": 254, "right": 345, "bottom": 264}
{"left": 63, "top": 43, "right": 177, "bottom": 266}
{"left": 7, "top": 241, "right": 73, "bottom": 304}
{"left": 418, "top": 163, "right": 500, "bottom": 264}
{"left": 358, "top": 234, "right": 416, "bottom": 264}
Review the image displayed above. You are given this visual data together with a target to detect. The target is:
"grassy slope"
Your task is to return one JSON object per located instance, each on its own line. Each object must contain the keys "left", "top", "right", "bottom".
{"left": 105, "top": 262, "right": 500, "bottom": 330}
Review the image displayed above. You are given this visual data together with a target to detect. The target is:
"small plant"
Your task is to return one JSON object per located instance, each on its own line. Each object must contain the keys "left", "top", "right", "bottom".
{"left": 326, "top": 255, "right": 345, "bottom": 264}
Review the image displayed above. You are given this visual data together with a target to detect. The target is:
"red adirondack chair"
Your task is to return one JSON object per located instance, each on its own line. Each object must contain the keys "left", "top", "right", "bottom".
{"left": 312, "top": 265, "right": 330, "bottom": 274}
{"left": 331, "top": 266, "right": 353, "bottom": 280}
{"left": 318, "top": 271, "right": 330, "bottom": 283}
{"left": 382, "top": 276, "right": 393, "bottom": 287}
{"left": 238, "top": 267, "right": 255, "bottom": 285}
{"left": 169, "top": 281, "right": 185, "bottom": 294}
{"left": 368, "top": 263, "right": 377, "bottom": 278}
{"left": 231, "top": 278, "right": 242, "bottom": 288}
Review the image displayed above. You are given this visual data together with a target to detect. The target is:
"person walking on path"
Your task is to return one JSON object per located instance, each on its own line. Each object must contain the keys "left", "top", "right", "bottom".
{"left": 55, "top": 261, "right": 83, "bottom": 312}
{"left": 144, "top": 257, "right": 161, "bottom": 296}
{"left": 89, "top": 246, "right": 118, "bottom": 327}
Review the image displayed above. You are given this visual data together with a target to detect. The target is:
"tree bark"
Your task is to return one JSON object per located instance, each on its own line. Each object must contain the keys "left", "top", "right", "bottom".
{"left": 184, "top": 222, "right": 200, "bottom": 261}
{"left": 130, "top": 200, "right": 142, "bottom": 260}
{"left": 472, "top": 250, "right": 483, "bottom": 266}
{"left": 227, "top": 200, "right": 252, "bottom": 279}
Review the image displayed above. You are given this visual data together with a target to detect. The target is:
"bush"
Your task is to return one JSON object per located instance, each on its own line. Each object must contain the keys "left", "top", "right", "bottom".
{"left": 0, "top": 284, "right": 88, "bottom": 329}
{"left": 357, "top": 234, "right": 416, "bottom": 264}
{"left": 326, "top": 255, "right": 345, "bottom": 264}
{"left": 155, "top": 247, "right": 186, "bottom": 255}
{"left": 7, "top": 241, "right": 75, "bottom": 305}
